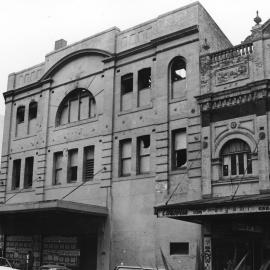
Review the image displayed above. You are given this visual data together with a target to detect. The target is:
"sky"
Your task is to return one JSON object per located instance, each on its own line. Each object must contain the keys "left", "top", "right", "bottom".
{"left": 0, "top": 0, "right": 270, "bottom": 117}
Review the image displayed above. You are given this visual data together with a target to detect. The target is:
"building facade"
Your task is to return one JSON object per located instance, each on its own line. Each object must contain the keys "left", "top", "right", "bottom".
{"left": 0, "top": 2, "right": 236, "bottom": 270}
{"left": 156, "top": 12, "right": 270, "bottom": 270}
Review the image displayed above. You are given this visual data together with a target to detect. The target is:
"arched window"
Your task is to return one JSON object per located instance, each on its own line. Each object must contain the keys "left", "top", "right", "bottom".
{"left": 56, "top": 89, "right": 96, "bottom": 126}
{"left": 171, "top": 57, "right": 186, "bottom": 82}
{"left": 170, "top": 57, "right": 187, "bottom": 99}
{"left": 221, "top": 139, "right": 252, "bottom": 177}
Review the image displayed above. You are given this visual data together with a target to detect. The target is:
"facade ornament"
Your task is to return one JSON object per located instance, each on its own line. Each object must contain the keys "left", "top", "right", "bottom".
{"left": 254, "top": 11, "right": 262, "bottom": 25}
{"left": 202, "top": 38, "right": 210, "bottom": 51}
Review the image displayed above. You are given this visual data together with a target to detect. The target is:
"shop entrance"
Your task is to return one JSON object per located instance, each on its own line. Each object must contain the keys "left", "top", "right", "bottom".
{"left": 213, "top": 237, "right": 261, "bottom": 270}
{"left": 3, "top": 235, "right": 98, "bottom": 270}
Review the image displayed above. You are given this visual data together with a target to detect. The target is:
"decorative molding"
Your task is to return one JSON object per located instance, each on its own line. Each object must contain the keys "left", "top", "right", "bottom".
{"left": 196, "top": 80, "right": 270, "bottom": 112}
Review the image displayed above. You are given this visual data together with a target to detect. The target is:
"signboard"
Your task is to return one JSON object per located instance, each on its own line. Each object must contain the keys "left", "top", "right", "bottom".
{"left": 157, "top": 204, "right": 270, "bottom": 218}
{"left": 204, "top": 237, "right": 212, "bottom": 270}
{"left": 215, "top": 63, "right": 249, "bottom": 86}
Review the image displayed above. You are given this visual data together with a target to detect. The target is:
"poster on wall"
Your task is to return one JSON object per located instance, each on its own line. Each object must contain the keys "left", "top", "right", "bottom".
{"left": 204, "top": 236, "right": 212, "bottom": 270}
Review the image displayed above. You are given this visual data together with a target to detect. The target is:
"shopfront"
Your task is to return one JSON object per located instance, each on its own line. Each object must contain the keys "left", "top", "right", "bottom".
{"left": 155, "top": 194, "right": 270, "bottom": 270}
{"left": 0, "top": 200, "right": 107, "bottom": 270}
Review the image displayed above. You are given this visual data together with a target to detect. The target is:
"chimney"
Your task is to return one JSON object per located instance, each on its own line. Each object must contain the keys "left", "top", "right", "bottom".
{"left": 54, "top": 39, "right": 67, "bottom": 50}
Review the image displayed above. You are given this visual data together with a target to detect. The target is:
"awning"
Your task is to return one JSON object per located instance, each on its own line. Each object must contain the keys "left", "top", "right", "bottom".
{"left": 154, "top": 194, "right": 270, "bottom": 224}
{"left": 0, "top": 200, "right": 108, "bottom": 235}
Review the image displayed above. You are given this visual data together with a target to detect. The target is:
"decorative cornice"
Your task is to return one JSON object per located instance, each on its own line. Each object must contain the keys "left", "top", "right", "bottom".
{"left": 196, "top": 80, "right": 270, "bottom": 112}
{"left": 3, "top": 78, "right": 53, "bottom": 101}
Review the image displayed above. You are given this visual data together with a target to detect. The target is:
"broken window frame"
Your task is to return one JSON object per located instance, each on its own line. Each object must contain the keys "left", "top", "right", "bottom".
{"left": 121, "top": 73, "right": 133, "bottom": 95}
{"left": 137, "top": 135, "right": 151, "bottom": 174}
{"left": 138, "top": 68, "right": 151, "bottom": 90}
{"left": 172, "top": 129, "right": 187, "bottom": 170}
{"left": 171, "top": 57, "right": 187, "bottom": 83}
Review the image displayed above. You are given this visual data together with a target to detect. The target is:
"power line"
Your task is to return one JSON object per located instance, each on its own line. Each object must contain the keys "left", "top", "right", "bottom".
{"left": 165, "top": 150, "right": 201, "bottom": 205}
{"left": 60, "top": 167, "right": 105, "bottom": 200}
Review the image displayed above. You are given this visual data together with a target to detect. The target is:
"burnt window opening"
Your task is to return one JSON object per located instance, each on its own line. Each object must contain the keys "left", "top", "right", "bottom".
{"left": 172, "top": 129, "right": 187, "bottom": 170}
{"left": 121, "top": 73, "right": 133, "bottom": 94}
{"left": 171, "top": 57, "right": 186, "bottom": 82}
{"left": 17, "top": 106, "right": 25, "bottom": 124}
{"left": 53, "top": 152, "right": 63, "bottom": 185}
{"left": 68, "top": 149, "right": 78, "bottom": 182}
{"left": 84, "top": 146, "right": 95, "bottom": 182}
{"left": 120, "top": 139, "right": 132, "bottom": 177}
{"left": 56, "top": 89, "right": 96, "bottom": 126}
{"left": 138, "top": 68, "right": 151, "bottom": 90}
{"left": 24, "top": 156, "right": 34, "bottom": 188}
{"left": 221, "top": 139, "right": 252, "bottom": 177}
{"left": 29, "top": 101, "right": 38, "bottom": 120}
{"left": 137, "top": 135, "right": 151, "bottom": 174}
{"left": 12, "top": 159, "right": 21, "bottom": 190}
{"left": 170, "top": 242, "right": 189, "bottom": 255}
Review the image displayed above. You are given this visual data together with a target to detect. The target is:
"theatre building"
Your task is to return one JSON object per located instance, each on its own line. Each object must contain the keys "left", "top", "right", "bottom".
{"left": 0, "top": 2, "right": 257, "bottom": 270}
{"left": 155, "top": 13, "right": 270, "bottom": 270}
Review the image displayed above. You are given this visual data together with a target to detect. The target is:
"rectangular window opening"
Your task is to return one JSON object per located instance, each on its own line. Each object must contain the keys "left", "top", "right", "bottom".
{"left": 247, "top": 153, "right": 253, "bottom": 174}
{"left": 54, "top": 152, "right": 63, "bottom": 185}
{"left": 24, "top": 156, "right": 34, "bottom": 188}
{"left": 68, "top": 149, "right": 78, "bottom": 182}
{"left": 231, "top": 154, "right": 237, "bottom": 175}
{"left": 120, "top": 139, "right": 132, "bottom": 176}
{"left": 12, "top": 159, "right": 21, "bottom": 190}
{"left": 137, "top": 135, "right": 150, "bottom": 174}
{"left": 172, "top": 129, "right": 187, "bottom": 170}
{"left": 29, "top": 102, "right": 37, "bottom": 120}
{"left": 121, "top": 73, "right": 133, "bottom": 94}
{"left": 170, "top": 242, "right": 189, "bottom": 255}
{"left": 17, "top": 107, "right": 25, "bottom": 124}
{"left": 138, "top": 68, "right": 151, "bottom": 90}
{"left": 84, "top": 146, "right": 95, "bottom": 181}
{"left": 238, "top": 153, "right": 244, "bottom": 174}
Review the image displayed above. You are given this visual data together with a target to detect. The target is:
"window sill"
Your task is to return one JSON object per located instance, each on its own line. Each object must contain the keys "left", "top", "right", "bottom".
{"left": 54, "top": 117, "right": 98, "bottom": 131}
{"left": 169, "top": 168, "right": 187, "bottom": 175}
{"left": 114, "top": 173, "right": 155, "bottom": 182}
{"left": 169, "top": 96, "right": 187, "bottom": 104}
{"left": 13, "top": 134, "right": 37, "bottom": 141}
{"left": 118, "top": 103, "right": 153, "bottom": 116}
{"left": 212, "top": 176, "right": 259, "bottom": 186}
{"left": 7, "top": 187, "right": 34, "bottom": 194}
{"left": 45, "top": 180, "right": 99, "bottom": 190}
{"left": 170, "top": 254, "right": 190, "bottom": 258}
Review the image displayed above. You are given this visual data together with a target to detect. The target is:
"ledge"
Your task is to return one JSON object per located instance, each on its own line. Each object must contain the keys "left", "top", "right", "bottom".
{"left": 117, "top": 103, "right": 153, "bottom": 116}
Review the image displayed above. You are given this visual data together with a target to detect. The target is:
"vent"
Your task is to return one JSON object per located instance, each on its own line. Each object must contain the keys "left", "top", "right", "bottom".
{"left": 85, "top": 159, "right": 94, "bottom": 181}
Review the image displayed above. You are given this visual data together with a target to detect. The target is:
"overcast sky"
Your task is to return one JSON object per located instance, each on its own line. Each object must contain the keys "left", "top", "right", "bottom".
{"left": 0, "top": 0, "right": 270, "bottom": 116}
